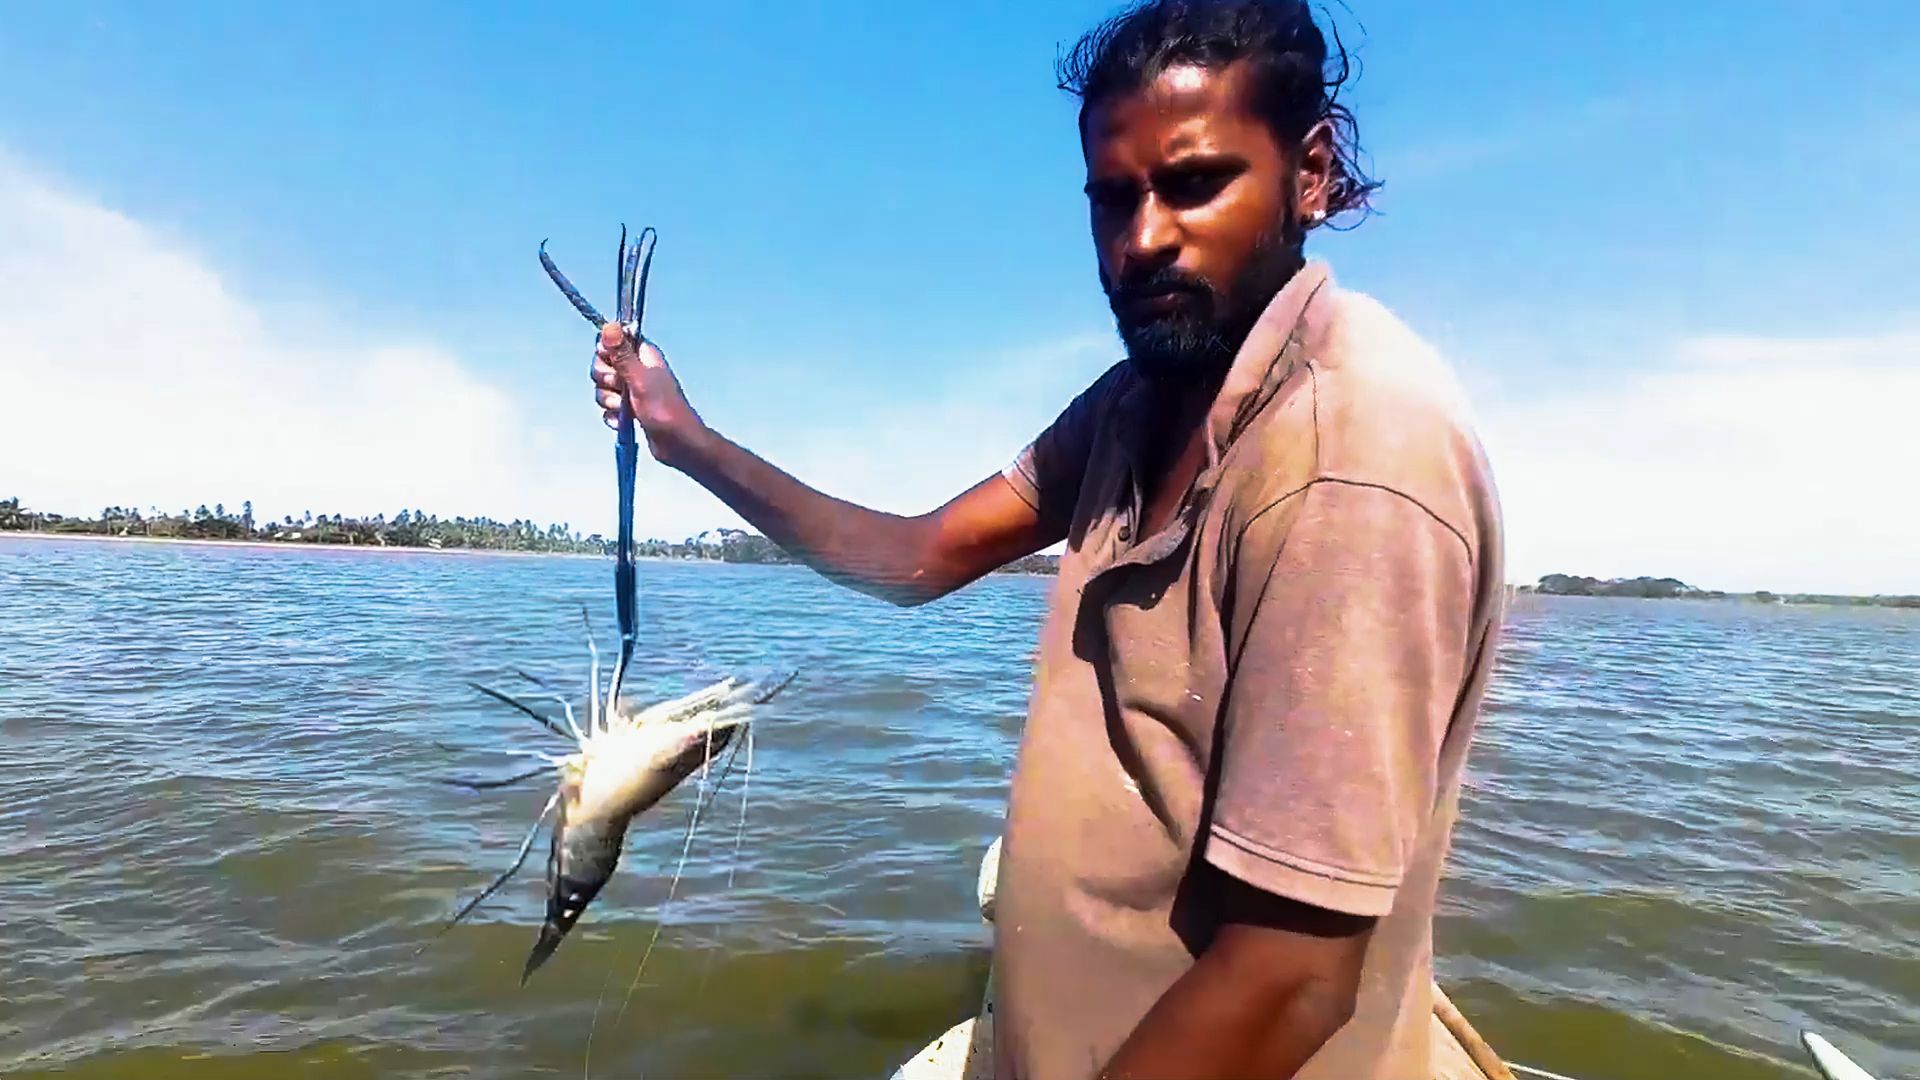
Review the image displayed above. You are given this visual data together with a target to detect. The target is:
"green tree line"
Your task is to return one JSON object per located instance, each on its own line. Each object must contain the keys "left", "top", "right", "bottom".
{"left": 0, "top": 497, "right": 1063, "bottom": 573}
{"left": 2, "top": 496, "right": 609, "bottom": 553}
{"left": 1520, "top": 572, "right": 1919, "bottom": 609}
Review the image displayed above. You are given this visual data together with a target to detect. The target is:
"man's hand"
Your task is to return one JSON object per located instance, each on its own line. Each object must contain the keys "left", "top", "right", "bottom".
{"left": 590, "top": 323, "right": 706, "bottom": 469}
{"left": 1099, "top": 865, "right": 1374, "bottom": 1080}
{"left": 580, "top": 321, "right": 1058, "bottom": 606}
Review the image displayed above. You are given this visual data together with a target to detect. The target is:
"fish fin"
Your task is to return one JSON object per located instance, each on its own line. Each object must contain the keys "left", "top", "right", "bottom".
{"left": 434, "top": 765, "right": 550, "bottom": 791}
{"left": 512, "top": 668, "right": 556, "bottom": 690}
{"left": 522, "top": 804, "right": 569, "bottom": 984}
{"left": 750, "top": 669, "right": 800, "bottom": 705}
{"left": 469, "top": 681, "right": 571, "bottom": 740}
{"left": 417, "top": 791, "right": 557, "bottom": 955}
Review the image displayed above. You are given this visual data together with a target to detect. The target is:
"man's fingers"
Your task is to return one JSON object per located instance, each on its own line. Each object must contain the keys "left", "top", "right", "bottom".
{"left": 596, "top": 322, "right": 643, "bottom": 371}
{"left": 590, "top": 324, "right": 674, "bottom": 436}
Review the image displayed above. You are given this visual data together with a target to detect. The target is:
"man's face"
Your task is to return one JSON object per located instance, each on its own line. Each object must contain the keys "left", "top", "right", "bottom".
{"left": 1082, "top": 62, "right": 1307, "bottom": 383}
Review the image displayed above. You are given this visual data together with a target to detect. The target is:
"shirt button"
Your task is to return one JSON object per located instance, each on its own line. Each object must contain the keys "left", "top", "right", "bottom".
{"left": 1117, "top": 523, "right": 1132, "bottom": 542}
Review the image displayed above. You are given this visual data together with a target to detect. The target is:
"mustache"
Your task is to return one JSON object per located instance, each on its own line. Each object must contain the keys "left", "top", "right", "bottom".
{"left": 1107, "top": 264, "right": 1215, "bottom": 308}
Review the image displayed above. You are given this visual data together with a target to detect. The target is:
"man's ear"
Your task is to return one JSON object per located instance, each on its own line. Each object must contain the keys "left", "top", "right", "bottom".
{"left": 1295, "top": 119, "right": 1336, "bottom": 227}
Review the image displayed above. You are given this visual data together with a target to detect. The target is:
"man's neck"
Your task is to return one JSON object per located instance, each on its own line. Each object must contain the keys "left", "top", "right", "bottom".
{"left": 1135, "top": 378, "right": 1221, "bottom": 537}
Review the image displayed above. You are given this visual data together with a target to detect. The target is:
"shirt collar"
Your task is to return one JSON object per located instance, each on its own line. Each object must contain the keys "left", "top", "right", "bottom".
{"left": 1202, "top": 258, "right": 1332, "bottom": 467}
{"left": 1108, "top": 259, "right": 1333, "bottom": 470}
{"left": 1089, "top": 261, "right": 1335, "bottom": 572}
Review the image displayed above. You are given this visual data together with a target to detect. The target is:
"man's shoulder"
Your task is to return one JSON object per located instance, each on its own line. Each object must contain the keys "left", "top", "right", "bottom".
{"left": 1231, "top": 284, "right": 1499, "bottom": 556}
{"left": 1314, "top": 286, "right": 1477, "bottom": 424}
{"left": 1048, "top": 357, "right": 1140, "bottom": 437}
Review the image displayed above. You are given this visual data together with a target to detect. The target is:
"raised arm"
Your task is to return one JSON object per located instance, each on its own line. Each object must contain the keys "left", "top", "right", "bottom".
{"left": 591, "top": 324, "right": 1059, "bottom": 607}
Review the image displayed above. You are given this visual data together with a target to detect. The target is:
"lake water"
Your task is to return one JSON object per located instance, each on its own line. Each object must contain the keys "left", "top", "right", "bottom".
{"left": 1, "top": 535, "right": 1914, "bottom": 1079}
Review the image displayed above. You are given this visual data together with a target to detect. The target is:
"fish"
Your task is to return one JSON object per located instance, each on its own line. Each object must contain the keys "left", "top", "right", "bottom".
{"left": 524, "top": 664, "right": 795, "bottom": 980}
{"left": 427, "top": 617, "right": 795, "bottom": 980}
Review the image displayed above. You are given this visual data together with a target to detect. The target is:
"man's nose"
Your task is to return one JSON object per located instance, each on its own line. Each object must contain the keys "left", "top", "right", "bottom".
{"left": 1125, "top": 192, "right": 1180, "bottom": 264}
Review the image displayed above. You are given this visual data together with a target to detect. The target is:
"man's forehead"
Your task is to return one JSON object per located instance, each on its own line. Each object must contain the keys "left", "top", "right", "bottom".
{"left": 1083, "top": 62, "right": 1267, "bottom": 160}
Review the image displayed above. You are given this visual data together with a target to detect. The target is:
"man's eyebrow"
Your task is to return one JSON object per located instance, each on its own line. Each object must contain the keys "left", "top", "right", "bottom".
{"left": 1153, "top": 151, "right": 1249, "bottom": 174}
{"left": 1082, "top": 174, "right": 1137, "bottom": 195}
{"left": 1081, "top": 152, "right": 1249, "bottom": 196}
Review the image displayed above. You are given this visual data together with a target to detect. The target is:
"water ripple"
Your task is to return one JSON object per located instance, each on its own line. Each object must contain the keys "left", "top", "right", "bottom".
{"left": 1, "top": 538, "right": 1915, "bottom": 1079}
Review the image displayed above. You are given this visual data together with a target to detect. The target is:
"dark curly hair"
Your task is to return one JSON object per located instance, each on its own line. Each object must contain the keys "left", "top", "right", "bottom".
{"left": 1058, "top": 0, "right": 1381, "bottom": 226}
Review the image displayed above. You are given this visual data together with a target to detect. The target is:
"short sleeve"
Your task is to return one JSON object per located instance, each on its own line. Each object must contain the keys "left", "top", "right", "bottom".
{"left": 1002, "top": 363, "right": 1129, "bottom": 530}
{"left": 1203, "top": 479, "right": 1476, "bottom": 917}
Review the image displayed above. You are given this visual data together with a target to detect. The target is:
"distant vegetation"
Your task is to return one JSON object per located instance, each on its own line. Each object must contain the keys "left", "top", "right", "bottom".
{"left": 1520, "top": 573, "right": 1919, "bottom": 609}
{"left": 1530, "top": 574, "right": 1706, "bottom": 599}
{"left": 0, "top": 497, "right": 1063, "bottom": 574}
{"left": 1000, "top": 553, "right": 1062, "bottom": 575}
{"left": 19, "top": 500, "right": 1912, "bottom": 601}
{"left": 2, "top": 496, "right": 612, "bottom": 554}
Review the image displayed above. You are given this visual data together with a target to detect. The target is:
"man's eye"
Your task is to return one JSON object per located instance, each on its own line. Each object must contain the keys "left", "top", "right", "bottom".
{"left": 1086, "top": 183, "right": 1138, "bottom": 215}
{"left": 1156, "top": 168, "right": 1233, "bottom": 208}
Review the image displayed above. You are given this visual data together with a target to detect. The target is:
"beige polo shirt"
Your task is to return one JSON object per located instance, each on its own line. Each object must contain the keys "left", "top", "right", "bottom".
{"left": 993, "top": 260, "right": 1505, "bottom": 1080}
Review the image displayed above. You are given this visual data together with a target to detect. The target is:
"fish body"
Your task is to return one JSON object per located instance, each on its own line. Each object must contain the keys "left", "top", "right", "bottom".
{"left": 521, "top": 672, "right": 790, "bottom": 980}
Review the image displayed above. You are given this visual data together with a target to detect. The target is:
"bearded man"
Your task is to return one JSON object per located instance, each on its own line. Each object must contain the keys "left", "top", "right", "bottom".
{"left": 589, "top": 2, "right": 1505, "bottom": 1077}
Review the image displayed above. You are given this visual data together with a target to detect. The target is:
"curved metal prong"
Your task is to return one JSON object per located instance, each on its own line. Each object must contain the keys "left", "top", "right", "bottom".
{"left": 614, "top": 223, "right": 629, "bottom": 320}
{"left": 539, "top": 239, "right": 608, "bottom": 328}
{"left": 617, "top": 223, "right": 639, "bottom": 326}
{"left": 628, "top": 227, "right": 657, "bottom": 334}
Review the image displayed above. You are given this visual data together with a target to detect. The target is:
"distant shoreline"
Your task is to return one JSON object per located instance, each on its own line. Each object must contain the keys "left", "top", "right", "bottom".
{"left": 3, "top": 531, "right": 1064, "bottom": 577}
{"left": 8, "top": 534, "right": 1902, "bottom": 599}
{"left": 5, "top": 531, "right": 609, "bottom": 561}
{"left": 1505, "top": 589, "right": 1915, "bottom": 611}
{"left": 1512, "top": 573, "right": 1918, "bottom": 610}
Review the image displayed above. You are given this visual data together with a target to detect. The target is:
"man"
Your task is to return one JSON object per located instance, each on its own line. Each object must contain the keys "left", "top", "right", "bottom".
{"left": 590, "top": 2, "right": 1504, "bottom": 1077}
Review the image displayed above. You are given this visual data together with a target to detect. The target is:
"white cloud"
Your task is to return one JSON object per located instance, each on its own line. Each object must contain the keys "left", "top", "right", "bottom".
{"left": 0, "top": 157, "right": 609, "bottom": 534}
{"left": 1479, "top": 329, "right": 1920, "bottom": 595}
{"left": 0, "top": 155, "right": 1117, "bottom": 545}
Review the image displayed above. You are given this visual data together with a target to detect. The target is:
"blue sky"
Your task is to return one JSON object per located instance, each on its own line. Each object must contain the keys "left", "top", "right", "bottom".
{"left": 2, "top": 2, "right": 1916, "bottom": 593}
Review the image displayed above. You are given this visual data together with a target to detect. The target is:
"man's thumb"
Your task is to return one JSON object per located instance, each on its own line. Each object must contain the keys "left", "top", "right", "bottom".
{"left": 599, "top": 321, "right": 626, "bottom": 351}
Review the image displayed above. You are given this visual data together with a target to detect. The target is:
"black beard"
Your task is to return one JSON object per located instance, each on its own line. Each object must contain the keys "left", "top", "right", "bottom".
{"left": 1105, "top": 225, "right": 1303, "bottom": 385}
